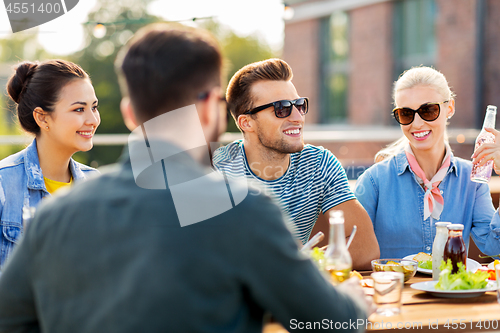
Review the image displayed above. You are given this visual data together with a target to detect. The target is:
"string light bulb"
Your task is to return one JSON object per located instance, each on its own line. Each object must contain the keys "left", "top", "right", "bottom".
{"left": 93, "top": 23, "right": 107, "bottom": 38}
{"left": 283, "top": 4, "right": 294, "bottom": 20}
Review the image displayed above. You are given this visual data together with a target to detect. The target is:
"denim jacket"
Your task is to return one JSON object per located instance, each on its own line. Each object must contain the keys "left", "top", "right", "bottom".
{"left": 354, "top": 149, "right": 500, "bottom": 259}
{"left": 0, "top": 139, "right": 99, "bottom": 267}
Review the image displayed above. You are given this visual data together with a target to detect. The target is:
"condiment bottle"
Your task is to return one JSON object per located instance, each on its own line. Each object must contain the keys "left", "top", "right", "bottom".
{"left": 443, "top": 224, "right": 466, "bottom": 274}
{"left": 432, "top": 222, "right": 451, "bottom": 280}
{"left": 324, "top": 210, "right": 352, "bottom": 285}
{"left": 471, "top": 105, "right": 497, "bottom": 183}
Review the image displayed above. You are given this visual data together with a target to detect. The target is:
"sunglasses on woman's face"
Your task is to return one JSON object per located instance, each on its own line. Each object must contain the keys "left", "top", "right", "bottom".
{"left": 392, "top": 101, "right": 448, "bottom": 125}
{"left": 244, "top": 97, "right": 309, "bottom": 118}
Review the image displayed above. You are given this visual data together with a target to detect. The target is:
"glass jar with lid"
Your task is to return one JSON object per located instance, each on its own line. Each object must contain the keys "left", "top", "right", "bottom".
{"left": 443, "top": 224, "right": 466, "bottom": 274}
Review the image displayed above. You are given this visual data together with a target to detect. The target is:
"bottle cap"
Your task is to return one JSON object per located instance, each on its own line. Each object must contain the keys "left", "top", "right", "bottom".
{"left": 435, "top": 222, "right": 451, "bottom": 227}
{"left": 487, "top": 105, "right": 497, "bottom": 113}
{"left": 328, "top": 210, "right": 344, "bottom": 224}
{"left": 446, "top": 224, "right": 464, "bottom": 231}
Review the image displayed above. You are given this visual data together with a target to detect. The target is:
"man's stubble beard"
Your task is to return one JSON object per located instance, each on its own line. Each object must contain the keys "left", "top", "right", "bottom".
{"left": 256, "top": 128, "right": 304, "bottom": 155}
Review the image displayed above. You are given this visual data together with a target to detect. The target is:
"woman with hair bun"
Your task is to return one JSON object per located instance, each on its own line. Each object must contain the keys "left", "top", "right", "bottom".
{"left": 354, "top": 66, "right": 500, "bottom": 259}
{"left": 0, "top": 59, "right": 100, "bottom": 267}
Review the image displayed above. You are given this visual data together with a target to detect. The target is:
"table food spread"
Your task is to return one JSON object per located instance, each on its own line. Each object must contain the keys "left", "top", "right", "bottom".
{"left": 264, "top": 256, "right": 500, "bottom": 333}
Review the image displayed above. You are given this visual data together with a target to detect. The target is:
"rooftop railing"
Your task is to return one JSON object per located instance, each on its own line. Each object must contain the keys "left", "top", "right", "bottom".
{"left": 0, "top": 127, "right": 481, "bottom": 145}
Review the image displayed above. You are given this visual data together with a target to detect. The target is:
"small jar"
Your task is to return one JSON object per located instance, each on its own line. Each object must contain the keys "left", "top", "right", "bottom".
{"left": 443, "top": 224, "right": 466, "bottom": 274}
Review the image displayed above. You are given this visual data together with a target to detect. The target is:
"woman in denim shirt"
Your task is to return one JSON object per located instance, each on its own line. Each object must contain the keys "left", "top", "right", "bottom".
{"left": 0, "top": 60, "right": 100, "bottom": 267}
{"left": 355, "top": 66, "right": 500, "bottom": 259}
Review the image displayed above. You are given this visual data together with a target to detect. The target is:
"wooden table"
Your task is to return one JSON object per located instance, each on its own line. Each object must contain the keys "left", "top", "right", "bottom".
{"left": 264, "top": 272, "right": 500, "bottom": 332}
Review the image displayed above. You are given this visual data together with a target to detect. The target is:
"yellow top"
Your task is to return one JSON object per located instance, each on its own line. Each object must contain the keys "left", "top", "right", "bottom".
{"left": 44, "top": 176, "right": 73, "bottom": 194}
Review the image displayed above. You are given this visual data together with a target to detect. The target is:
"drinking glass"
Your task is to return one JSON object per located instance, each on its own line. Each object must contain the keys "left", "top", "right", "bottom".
{"left": 371, "top": 271, "right": 404, "bottom": 316}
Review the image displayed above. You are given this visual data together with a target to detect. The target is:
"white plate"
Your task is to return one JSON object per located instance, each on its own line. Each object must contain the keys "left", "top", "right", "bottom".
{"left": 402, "top": 254, "right": 481, "bottom": 275}
{"left": 487, "top": 261, "right": 499, "bottom": 270}
{"left": 411, "top": 281, "right": 496, "bottom": 298}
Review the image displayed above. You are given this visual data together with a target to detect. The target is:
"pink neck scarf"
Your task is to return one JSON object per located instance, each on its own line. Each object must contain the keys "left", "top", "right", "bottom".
{"left": 404, "top": 144, "right": 451, "bottom": 220}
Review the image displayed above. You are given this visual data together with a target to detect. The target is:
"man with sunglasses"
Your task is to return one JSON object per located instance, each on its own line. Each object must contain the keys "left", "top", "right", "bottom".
{"left": 213, "top": 58, "right": 379, "bottom": 269}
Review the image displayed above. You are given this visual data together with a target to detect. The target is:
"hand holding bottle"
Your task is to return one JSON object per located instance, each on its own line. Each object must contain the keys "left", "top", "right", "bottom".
{"left": 471, "top": 105, "right": 497, "bottom": 183}
{"left": 471, "top": 127, "right": 500, "bottom": 174}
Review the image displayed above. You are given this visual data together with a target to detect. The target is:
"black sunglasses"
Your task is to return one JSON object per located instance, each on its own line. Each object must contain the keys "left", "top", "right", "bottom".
{"left": 244, "top": 98, "right": 309, "bottom": 118}
{"left": 393, "top": 101, "right": 448, "bottom": 125}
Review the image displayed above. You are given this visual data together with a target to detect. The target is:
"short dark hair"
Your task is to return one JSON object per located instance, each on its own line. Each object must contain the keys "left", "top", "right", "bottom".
{"left": 6, "top": 60, "right": 89, "bottom": 135}
{"left": 115, "top": 23, "right": 222, "bottom": 123}
{"left": 226, "top": 58, "right": 293, "bottom": 123}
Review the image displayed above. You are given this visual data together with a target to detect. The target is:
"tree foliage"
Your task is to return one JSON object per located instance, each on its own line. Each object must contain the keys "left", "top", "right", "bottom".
{"left": 199, "top": 19, "right": 276, "bottom": 132}
{"left": 68, "top": 0, "right": 160, "bottom": 166}
{"left": 0, "top": 2, "right": 278, "bottom": 165}
{"left": 0, "top": 32, "right": 49, "bottom": 159}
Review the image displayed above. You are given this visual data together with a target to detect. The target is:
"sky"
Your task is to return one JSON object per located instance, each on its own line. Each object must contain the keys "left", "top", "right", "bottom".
{"left": 0, "top": 0, "right": 286, "bottom": 55}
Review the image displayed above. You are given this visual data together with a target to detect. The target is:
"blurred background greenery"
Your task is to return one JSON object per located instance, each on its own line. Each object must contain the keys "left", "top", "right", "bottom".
{"left": 0, "top": 0, "right": 276, "bottom": 167}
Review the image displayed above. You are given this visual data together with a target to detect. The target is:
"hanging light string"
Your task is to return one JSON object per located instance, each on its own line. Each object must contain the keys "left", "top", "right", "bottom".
{"left": 84, "top": 16, "right": 215, "bottom": 39}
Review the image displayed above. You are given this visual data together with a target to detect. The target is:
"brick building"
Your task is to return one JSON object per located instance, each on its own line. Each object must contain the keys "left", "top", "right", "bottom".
{"left": 283, "top": 0, "right": 500, "bottom": 164}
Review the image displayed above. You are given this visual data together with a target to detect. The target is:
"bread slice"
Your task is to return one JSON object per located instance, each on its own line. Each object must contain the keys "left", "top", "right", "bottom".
{"left": 413, "top": 252, "right": 432, "bottom": 262}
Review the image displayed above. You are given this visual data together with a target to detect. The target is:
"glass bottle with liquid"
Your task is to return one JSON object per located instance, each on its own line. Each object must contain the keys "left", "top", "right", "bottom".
{"left": 471, "top": 105, "right": 497, "bottom": 183}
{"left": 432, "top": 222, "right": 451, "bottom": 280}
{"left": 324, "top": 210, "right": 352, "bottom": 285}
{"left": 443, "top": 224, "right": 466, "bottom": 274}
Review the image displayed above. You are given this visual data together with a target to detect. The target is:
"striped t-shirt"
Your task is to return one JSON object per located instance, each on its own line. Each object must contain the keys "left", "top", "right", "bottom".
{"left": 212, "top": 140, "right": 355, "bottom": 244}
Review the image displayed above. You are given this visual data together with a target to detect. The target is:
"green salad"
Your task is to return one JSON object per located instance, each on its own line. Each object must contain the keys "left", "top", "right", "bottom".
{"left": 418, "top": 260, "right": 432, "bottom": 270}
{"left": 310, "top": 247, "right": 324, "bottom": 262}
{"left": 435, "top": 260, "right": 489, "bottom": 290}
{"left": 310, "top": 247, "right": 325, "bottom": 268}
